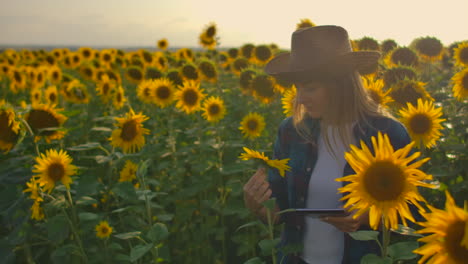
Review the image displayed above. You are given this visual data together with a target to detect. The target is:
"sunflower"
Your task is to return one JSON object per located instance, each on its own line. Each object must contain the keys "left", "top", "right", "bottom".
{"left": 166, "top": 69, "right": 183, "bottom": 87}
{"left": 30, "top": 198, "right": 45, "bottom": 220}
{"left": 139, "top": 49, "right": 154, "bottom": 66}
{"left": 381, "top": 39, "right": 398, "bottom": 55}
{"left": 25, "top": 104, "right": 67, "bottom": 143}
{"left": 44, "top": 85, "right": 58, "bottom": 105}
{"left": 48, "top": 65, "right": 62, "bottom": 84}
{"left": 96, "top": 75, "right": 116, "bottom": 103}
{"left": 274, "top": 77, "right": 295, "bottom": 94}
{"left": 413, "top": 191, "right": 468, "bottom": 264}
{"left": 357, "top": 37, "right": 380, "bottom": 51}
{"left": 239, "top": 112, "right": 265, "bottom": 139}
{"left": 30, "top": 87, "right": 43, "bottom": 106}
{"left": 383, "top": 66, "right": 418, "bottom": 88}
{"left": 228, "top": 48, "right": 239, "bottom": 59}
{"left": 336, "top": 132, "right": 435, "bottom": 230}
{"left": 69, "top": 52, "right": 82, "bottom": 68}
{"left": 412, "top": 36, "right": 444, "bottom": 62}
{"left": 253, "top": 45, "right": 273, "bottom": 65}
{"left": 385, "top": 47, "right": 419, "bottom": 68}
{"left": 180, "top": 63, "right": 200, "bottom": 82}
{"left": 44, "top": 54, "right": 57, "bottom": 67}
{"left": 125, "top": 66, "right": 144, "bottom": 84}
{"left": 240, "top": 44, "right": 255, "bottom": 61}
{"left": 0, "top": 107, "right": 21, "bottom": 153}
{"left": 199, "top": 32, "right": 217, "bottom": 50}
{"left": 453, "top": 42, "right": 468, "bottom": 67}
{"left": 157, "top": 38, "right": 168, "bottom": 51}
{"left": 362, "top": 77, "right": 393, "bottom": 108}
{"left": 110, "top": 110, "right": 150, "bottom": 153}
{"left": 136, "top": 79, "right": 154, "bottom": 104}
{"left": 399, "top": 98, "right": 445, "bottom": 149}
{"left": 175, "top": 48, "right": 194, "bottom": 61}
{"left": 113, "top": 85, "right": 126, "bottom": 110}
{"left": 51, "top": 49, "right": 63, "bottom": 61}
{"left": 33, "top": 149, "right": 77, "bottom": 193}
{"left": 217, "top": 51, "right": 230, "bottom": 69}
{"left": 23, "top": 177, "right": 41, "bottom": 200}
{"left": 63, "top": 79, "right": 89, "bottom": 104}
{"left": 175, "top": 80, "right": 206, "bottom": 114}
{"left": 119, "top": 160, "right": 138, "bottom": 182}
{"left": 239, "top": 68, "right": 256, "bottom": 93}
{"left": 78, "top": 47, "right": 95, "bottom": 61}
{"left": 95, "top": 221, "right": 113, "bottom": 239}
{"left": 389, "top": 79, "right": 433, "bottom": 108}
{"left": 281, "top": 85, "right": 296, "bottom": 117}
{"left": 239, "top": 147, "right": 291, "bottom": 177}
{"left": 202, "top": 96, "right": 226, "bottom": 123}
{"left": 296, "top": 18, "right": 316, "bottom": 30}
{"left": 451, "top": 68, "right": 468, "bottom": 101}
{"left": 198, "top": 60, "right": 217, "bottom": 83}
{"left": 153, "top": 52, "right": 168, "bottom": 71}
{"left": 9, "top": 67, "right": 27, "bottom": 93}
{"left": 231, "top": 57, "right": 250, "bottom": 76}
{"left": 151, "top": 78, "right": 175, "bottom": 108}
{"left": 251, "top": 73, "right": 277, "bottom": 103}
{"left": 78, "top": 64, "right": 96, "bottom": 81}
{"left": 100, "top": 49, "right": 114, "bottom": 66}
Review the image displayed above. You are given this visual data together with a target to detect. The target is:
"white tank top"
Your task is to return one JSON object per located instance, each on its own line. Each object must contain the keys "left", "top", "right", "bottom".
{"left": 301, "top": 126, "right": 353, "bottom": 264}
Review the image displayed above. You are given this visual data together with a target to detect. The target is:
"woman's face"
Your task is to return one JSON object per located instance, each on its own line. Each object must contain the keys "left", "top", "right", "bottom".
{"left": 295, "top": 80, "right": 329, "bottom": 118}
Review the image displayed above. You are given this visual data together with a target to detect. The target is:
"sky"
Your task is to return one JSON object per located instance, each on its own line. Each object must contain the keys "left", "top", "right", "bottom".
{"left": 1, "top": 0, "right": 467, "bottom": 49}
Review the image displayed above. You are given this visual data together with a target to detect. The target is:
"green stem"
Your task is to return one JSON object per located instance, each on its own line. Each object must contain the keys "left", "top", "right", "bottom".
{"left": 266, "top": 207, "right": 277, "bottom": 264}
{"left": 381, "top": 218, "right": 391, "bottom": 258}
{"left": 65, "top": 189, "right": 89, "bottom": 263}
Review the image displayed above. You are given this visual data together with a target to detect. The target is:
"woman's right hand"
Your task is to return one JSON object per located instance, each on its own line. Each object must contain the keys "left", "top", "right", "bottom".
{"left": 243, "top": 167, "right": 272, "bottom": 215}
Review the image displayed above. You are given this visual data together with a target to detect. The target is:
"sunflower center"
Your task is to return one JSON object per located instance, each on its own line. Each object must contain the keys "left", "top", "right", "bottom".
{"left": 83, "top": 68, "right": 92, "bottom": 78}
{"left": 460, "top": 48, "right": 468, "bottom": 64}
{"left": 255, "top": 46, "right": 272, "bottom": 62}
{"left": 391, "top": 48, "right": 418, "bottom": 67}
{"left": 34, "top": 92, "right": 40, "bottom": 100}
{"left": 199, "top": 63, "right": 216, "bottom": 78}
{"left": 102, "top": 83, "right": 110, "bottom": 95}
{"left": 121, "top": 120, "right": 138, "bottom": 141}
{"left": 103, "top": 54, "right": 111, "bottom": 62}
{"left": 14, "top": 71, "right": 22, "bottom": 83}
{"left": 73, "top": 56, "right": 80, "bottom": 63}
{"left": 409, "top": 114, "right": 432, "bottom": 134}
{"left": 0, "top": 112, "right": 19, "bottom": 143}
{"left": 47, "top": 162, "right": 65, "bottom": 182}
{"left": 390, "top": 82, "right": 423, "bottom": 106}
{"left": 182, "top": 65, "right": 198, "bottom": 80}
{"left": 128, "top": 68, "right": 143, "bottom": 80}
{"left": 252, "top": 75, "right": 275, "bottom": 98}
{"left": 247, "top": 119, "right": 258, "bottom": 131}
{"left": 101, "top": 226, "right": 109, "bottom": 234}
{"left": 52, "top": 71, "right": 59, "bottom": 80}
{"left": 183, "top": 89, "right": 198, "bottom": 106}
{"left": 208, "top": 104, "right": 220, "bottom": 115}
{"left": 363, "top": 161, "right": 405, "bottom": 201}
{"left": 233, "top": 58, "right": 248, "bottom": 72}
{"left": 462, "top": 74, "right": 468, "bottom": 90}
{"left": 369, "top": 90, "right": 381, "bottom": 105}
{"left": 445, "top": 220, "right": 468, "bottom": 262}
{"left": 49, "top": 92, "right": 57, "bottom": 103}
{"left": 83, "top": 50, "right": 91, "bottom": 58}
{"left": 116, "top": 92, "right": 123, "bottom": 103}
{"left": 27, "top": 109, "right": 60, "bottom": 136}
{"left": 156, "top": 86, "right": 170, "bottom": 99}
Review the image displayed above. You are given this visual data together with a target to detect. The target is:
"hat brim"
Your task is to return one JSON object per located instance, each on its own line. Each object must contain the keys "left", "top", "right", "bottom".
{"left": 265, "top": 51, "right": 380, "bottom": 82}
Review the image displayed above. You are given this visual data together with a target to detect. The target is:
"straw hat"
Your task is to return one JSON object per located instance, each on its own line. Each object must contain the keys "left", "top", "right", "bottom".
{"left": 264, "top": 25, "right": 380, "bottom": 82}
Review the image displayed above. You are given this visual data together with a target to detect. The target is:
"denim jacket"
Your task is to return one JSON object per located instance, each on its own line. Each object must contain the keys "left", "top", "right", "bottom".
{"left": 268, "top": 114, "right": 412, "bottom": 264}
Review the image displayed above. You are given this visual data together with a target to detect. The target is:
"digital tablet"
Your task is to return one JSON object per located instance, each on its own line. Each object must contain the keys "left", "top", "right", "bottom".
{"left": 294, "top": 208, "right": 347, "bottom": 217}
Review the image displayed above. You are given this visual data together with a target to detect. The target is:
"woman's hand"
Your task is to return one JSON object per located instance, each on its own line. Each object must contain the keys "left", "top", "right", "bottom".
{"left": 243, "top": 167, "right": 272, "bottom": 216}
{"left": 320, "top": 210, "right": 369, "bottom": 233}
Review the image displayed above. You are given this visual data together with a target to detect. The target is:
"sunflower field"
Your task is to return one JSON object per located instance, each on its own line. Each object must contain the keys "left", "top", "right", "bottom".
{"left": 0, "top": 21, "right": 467, "bottom": 264}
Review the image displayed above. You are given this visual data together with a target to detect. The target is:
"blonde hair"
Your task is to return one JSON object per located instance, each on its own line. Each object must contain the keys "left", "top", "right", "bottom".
{"left": 293, "top": 71, "right": 395, "bottom": 158}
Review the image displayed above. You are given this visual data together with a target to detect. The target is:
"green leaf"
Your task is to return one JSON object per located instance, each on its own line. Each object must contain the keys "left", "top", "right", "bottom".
{"left": 236, "top": 221, "right": 260, "bottom": 232}
{"left": 243, "top": 257, "right": 265, "bottom": 264}
{"left": 130, "top": 243, "right": 154, "bottom": 262}
{"left": 388, "top": 241, "right": 418, "bottom": 260}
{"left": 91, "top": 126, "right": 112, "bottom": 132}
{"left": 154, "top": 214, "right": 173, "bottom": 222}
{"left": 258, "top": 238, "right": 280, "bottom": 256}
{"left": 147, "top": 223, "right": 169, "bottom": 243}
{"left": 348, "top": 230, "right": 380, "bottom": 241}
{"left": 391, "top": 224, "right": 423, "bottom": 237}
{"left": 75, "top": 196, "right": 98, "bottom": 206}
{"left": 360, "top": 254, "right": 392, "bottom": 264}
{"left": 76, "top": 174, "right": 100, "bottom": 197}
{"left": 114, "top": 231, "right": 141, "bottom": 240}
{"left": 47, "top": 214, "right": 70, "bottom": 244}
{"left": 112, "top": 182, "right": 137, "bottom": 200}
{"left": 78, "top": 212, "right": 99, "bottom": 221}
{"left": 67, "top": 142, "right": 102, "bottom": 151}
{"left": 137, "top": 159, "right": 151, "bottom": 178}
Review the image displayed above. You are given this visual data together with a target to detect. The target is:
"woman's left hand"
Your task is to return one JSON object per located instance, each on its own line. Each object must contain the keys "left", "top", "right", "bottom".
{"left": 320, "top": 210, "right": 369, "bottom": 233}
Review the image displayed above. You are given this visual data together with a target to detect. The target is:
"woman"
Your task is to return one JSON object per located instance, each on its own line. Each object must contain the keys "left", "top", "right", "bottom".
{"left": 243, "top": 25, "right": 412, "bottom": 264}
